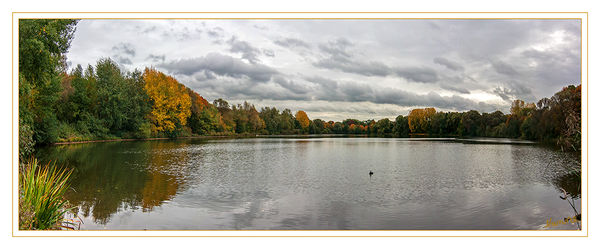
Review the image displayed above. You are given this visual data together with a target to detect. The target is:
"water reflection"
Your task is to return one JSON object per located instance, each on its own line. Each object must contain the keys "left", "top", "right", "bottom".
{"left": 37, "top": 140, "right": 195, "bottom": 224}
{"left": 36, "top": 138, "right": 581, "bottom": 230}
{"left": 553, "top": 170, "right": 582, "bottom": 229}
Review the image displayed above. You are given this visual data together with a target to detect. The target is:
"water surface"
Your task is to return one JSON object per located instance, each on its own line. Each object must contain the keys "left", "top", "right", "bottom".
{"left": 36, "top": 137, "right": 581, "bottom": 230}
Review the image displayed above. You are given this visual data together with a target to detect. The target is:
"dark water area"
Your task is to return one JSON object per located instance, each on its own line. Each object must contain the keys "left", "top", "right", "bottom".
{"left": 36, "top": 137, "right": 581, "bottom": 230}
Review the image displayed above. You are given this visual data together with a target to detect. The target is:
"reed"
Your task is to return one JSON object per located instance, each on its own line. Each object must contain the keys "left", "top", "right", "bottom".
{"left": 19, "top": 158, "right": 74, "bottom": 230}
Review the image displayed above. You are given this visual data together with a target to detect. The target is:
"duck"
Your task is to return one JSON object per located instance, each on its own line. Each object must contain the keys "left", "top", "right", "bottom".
{"left": 369, "top": 170, "right": 373, "bottom": 176}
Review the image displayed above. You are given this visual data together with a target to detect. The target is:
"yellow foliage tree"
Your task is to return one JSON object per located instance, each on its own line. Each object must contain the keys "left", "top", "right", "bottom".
{"left": 407, "top": 107, "right": 436, "bottom": 133}
{"left": 295, "top": 110, "right": 310, "bottom": 130}
{"left": 142, "top": 68, "right": 191, "bottom": 133}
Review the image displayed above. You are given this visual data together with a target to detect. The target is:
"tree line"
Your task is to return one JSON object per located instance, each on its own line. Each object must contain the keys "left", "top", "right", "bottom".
{"left": 18, "top": 19, "right": 582, "bottom": 160}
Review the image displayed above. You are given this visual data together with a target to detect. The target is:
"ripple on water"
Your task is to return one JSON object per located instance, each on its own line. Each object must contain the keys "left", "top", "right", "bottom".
{"left": 35, "top": 137, "right": 581, "bottom": 230}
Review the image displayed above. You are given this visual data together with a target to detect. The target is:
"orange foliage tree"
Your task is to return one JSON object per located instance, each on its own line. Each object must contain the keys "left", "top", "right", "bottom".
{"left": 295, "top": 110, "right": 310, "bottom": 130}
{"left": 142, "top": 68, "right": 191, "bottom": 134}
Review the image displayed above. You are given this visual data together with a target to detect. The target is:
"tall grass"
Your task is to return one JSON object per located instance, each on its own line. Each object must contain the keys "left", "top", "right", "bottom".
{"left": 19, "top": 158, "right": 74, "bottom": 230}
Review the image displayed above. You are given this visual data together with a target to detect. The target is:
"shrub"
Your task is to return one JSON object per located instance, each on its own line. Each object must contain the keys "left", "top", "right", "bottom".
{"left": 18, "top": 117, "right": 35, "bottom": 160}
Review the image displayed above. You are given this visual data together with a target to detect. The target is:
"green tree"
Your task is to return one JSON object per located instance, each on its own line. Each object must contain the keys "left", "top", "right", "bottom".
{"left": 393, "top": 115, "right": 409, "bottom": 137}
{"left": 19, "top": 19, "right": 78, "bottom": 150}
{"left": 459, "top": 110, "right": 482, "bottom": 137}
{"left": 375, "top": 118, "right": 392, "bottom": 136}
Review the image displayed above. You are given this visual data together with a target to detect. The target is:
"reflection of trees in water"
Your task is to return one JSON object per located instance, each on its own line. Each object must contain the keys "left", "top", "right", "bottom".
{"left": 554, "top": 171, "right": 581, "bottom": 199}
{"left": 549, "top": 150, "right": 581, "bottom": 200}
{"left": 36, "top": 140, "right": 192, "bottom": 225}
{"left": 551, "top": 156, "right": 581, "bottom": 229}
{"left": 507, "top": 146, "right": 581, "bottom": 229}
{"left": 141, "top": 141, "right": 192, "bottom": 211}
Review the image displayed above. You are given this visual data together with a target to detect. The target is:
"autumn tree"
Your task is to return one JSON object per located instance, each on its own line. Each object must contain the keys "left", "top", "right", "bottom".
{"left": 407, "top": 107, "right": 436, "bottom": 133}
{"left": 143, "top": 68, "right": 191, "bottom": 135}
{"left": 295, "top": 110, "right": 310, "bottom": 132}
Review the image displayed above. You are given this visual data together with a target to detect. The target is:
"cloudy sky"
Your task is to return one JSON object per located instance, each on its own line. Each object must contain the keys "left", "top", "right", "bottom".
{"left": 66, "top": 19, "right": 581, "bottom": 121}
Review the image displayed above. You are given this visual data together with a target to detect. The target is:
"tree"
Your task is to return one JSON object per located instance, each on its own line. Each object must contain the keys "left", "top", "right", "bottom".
{"left": 551, "top": 85, "right": 582, "bottom": 151}
{"left": 375, "top": 118, "right": 392, "bottom": 136}
{"left": 295, "top": 110, "right": 310, "bottom": 131}
{"left": 393, "top": 115, "right": 409, "bottom": 137}
{"left": 459, "top": 110, "right": 481, "bottom": 137}
{"left": 407, "top": 107, "right": 436, "bottom": 133}
{"left": 186, "top": 88, "right": 220, "bottom": 135}
{"left": 231, "top": 102, "right": 265, "bottom": 134}
{"left": 213, "top": 98, "right": 235, "bottom": 132}
{"left": 19, "top": 19, "right": 78, "bottom": 85}
{"left": 95, "top": 59, "right": 131, "bottom": 134}
{"left": 19, "top": 19, "right": 78, "bottom": 151}
{"left": 311, "top": 119, "right": 327, "bottom": 134}
{"left": 143, "top": 68, "right": 191, "bottom": 135}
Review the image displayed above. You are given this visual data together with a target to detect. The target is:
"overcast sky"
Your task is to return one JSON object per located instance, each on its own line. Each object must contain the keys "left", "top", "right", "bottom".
{"left": 66, "top": 19, "right": 581, "bottom": 121}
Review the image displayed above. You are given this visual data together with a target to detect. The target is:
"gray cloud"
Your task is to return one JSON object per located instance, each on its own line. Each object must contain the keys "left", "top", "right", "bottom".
{"left": 313, "top": 38, "right": 439, "bottom": 82}
{"left": 273, "top": 76, "right": 311, "bottom": 94}
{"left": 433, "top": 57, "right": 464, "bottom": 71}
{"left": 139, "top": 25, "right": 157, "bottom": 34}
{"left": 158, "top": 53, "right": 278, "bottom": 82}
{"left": 262, "top": 49, "right": 275, "bottom": 57}
{"left": 318, "top": 38, "right": 353, "bottom": 59}
{"left": 111, "top": 42, "right": 136, "bottom": 65}
{"left": 521, "top": 47, "right": 581, "bottom": 88}
{"left": 253, "top": 24, "right": 268, "bottom": 30}
{"left": 394, "top": 67, "right": 439, "bottom": 83}
{"left": 492, "top": 81, "right": 534, "bottom": 102}
{"left": 115, "top": 57, "right": 132, "bottom": 65}
{"left": 274, "top": 38, "right": 311, "bottom": 49}
{"left": 304, "top": 75, "right": 338, "bottom": 90}
{"left": 227, "top": 36, "right": 261, "bottom": 64}
{"left": 112, "top": 43, "right": 136, "bottom": 57}
{"left": 440, "top": 84, "right": 471, "bottom": 94}
{"left": 206, "top": 27, "right": 225, "bottom": 44}
{"left": 146, "top": 54, "right": 165, "bottom": 63}
{"left": 313, "top": 58, "right": 390, "bottom": 77}
{"left": 491, "top": 59, "right": 519, "bottom": 76}
{"left": 314, "top": 59, "right": 439, "bottom": 83}
{"left": 190, "top": 71, "right": 498, "bottom": 112}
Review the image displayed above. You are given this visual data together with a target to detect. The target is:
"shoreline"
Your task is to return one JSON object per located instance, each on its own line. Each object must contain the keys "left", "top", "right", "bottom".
{"left": 50, "top": 134, "right": 538, "bottom": 146}
{"left": 51, "top": 135, "right": 252, "bottom": 145}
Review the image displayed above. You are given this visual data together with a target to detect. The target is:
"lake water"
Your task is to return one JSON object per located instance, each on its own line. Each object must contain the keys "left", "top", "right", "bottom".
{"left": 36, "top": 137, "right": 581, "bottom": 230}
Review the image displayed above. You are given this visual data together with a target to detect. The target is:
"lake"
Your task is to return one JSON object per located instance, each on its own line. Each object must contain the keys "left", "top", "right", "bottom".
{"left": 36, "top": 137, "right": 582, "bottom": 230}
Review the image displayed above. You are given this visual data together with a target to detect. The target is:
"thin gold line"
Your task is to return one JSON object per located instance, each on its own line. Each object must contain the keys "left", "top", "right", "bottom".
{"left": 11, "top": 12, "right": 14, "bottom": 237}
{"left": 11, "top": 11, "right": 590, "bottom": 14}
{"left": 31, "top": 229, "right": 581, "bottom": 232}
{"left": 11, "top": 235, "right": 588, "bottom": 238}
{"left": 585, "top": 12, "right": 589, "bottom": 237}
{"left": 15, "top": 17, "right": 583, "bottom": 20}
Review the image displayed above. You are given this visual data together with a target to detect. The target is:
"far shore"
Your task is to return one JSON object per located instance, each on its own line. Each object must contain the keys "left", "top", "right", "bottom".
{"left": 50, "top": 134, "right": 537, "bottom": 146}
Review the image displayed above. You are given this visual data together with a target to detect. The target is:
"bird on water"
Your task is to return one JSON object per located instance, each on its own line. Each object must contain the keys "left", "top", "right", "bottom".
{"left": 369, "top": 170, "right": 373, "bottom": 177}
